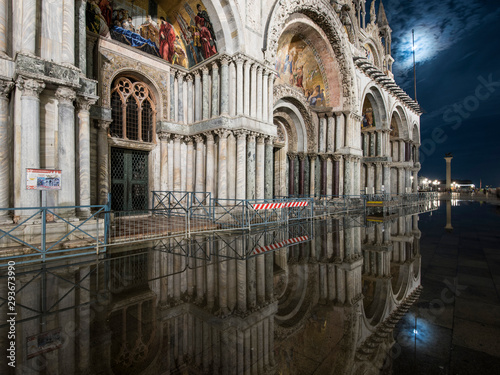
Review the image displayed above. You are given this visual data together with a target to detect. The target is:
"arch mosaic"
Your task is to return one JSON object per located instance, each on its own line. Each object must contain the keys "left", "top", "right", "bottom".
{"left": 265, "top": 0, "right": 354, "bottom": 107}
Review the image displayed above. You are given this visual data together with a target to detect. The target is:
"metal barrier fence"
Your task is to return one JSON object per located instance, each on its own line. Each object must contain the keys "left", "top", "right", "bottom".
{"left": 0, "top": 204, "right": 109, "bottom": 265}
{"left": 152, "top": 191, "right": 212, "bottom": 219}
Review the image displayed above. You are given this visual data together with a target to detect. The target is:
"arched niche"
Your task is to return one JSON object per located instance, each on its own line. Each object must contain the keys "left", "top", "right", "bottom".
{"left": 390, "top": 106, "right": 409, "bottom": 140}
{"left": 274, "top": 14, "right": 343, "bottom": 110}
{"left": 361, "top": 86, "right": 387, "bottom": 130}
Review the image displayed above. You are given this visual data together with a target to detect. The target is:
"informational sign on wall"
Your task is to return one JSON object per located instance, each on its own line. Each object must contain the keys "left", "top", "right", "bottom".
{"left": 26, "top": 169, "right": 62, "bottom": 190}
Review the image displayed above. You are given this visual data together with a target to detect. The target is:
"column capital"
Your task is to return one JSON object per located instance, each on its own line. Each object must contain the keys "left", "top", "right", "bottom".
{"left": 173, "top": 134, "right": 184, "bottom": 141}
{"left": 256, "top": 134, "right": 266, "bottom": 144}
{"left": 16, "top": 77, "right": 45, "bottom": 98}
{"left": 250, "top": 63, "right": 257, "bottom": 71}
{"left": 308, "top": 153, "right": 318, "bottom": 161}
{"left": 96, "top": 119, "right": 111, "bottom": 131}
{"left": 169, "top": 69, "right": 177, "bottom": 77}
{"left": 201, "top": 66, "right": 210, "bottom": 75}
{"left": 333, "top": 155, "right": 342, "bottom": 162}
{"left": 193, "top": 134, "right": 204, "bottom": 144}
{"left": 211, "top": 61, "right": 219, "bottom": 71}
{"left": 298, "top": 152, "right": 307, "bottom": 161}
{"left": 256, "top": 65, "right": 262, "bottom": 74}
{"left": 220, "top": 55, "right": 231, "bottom": 66}
{"left": 215, "top": 128, "right": 230, "bottom": 139}
{"left": 193, "top": 69, "right": 201, "bottom": 78}
{"left": 184, "top": 136, "right": 194, "bottom": 145}
{"left": 350, "top": 112, "right": 363, "bottom": 122}
{"left": 319, "top": 153, "right": 329, "bottom": 161}
{"left": 204, "top": 131, "right": 215, "bottom": 142}
{"left": 287, "top": 151, "right": 297, "bottom": 159}
{"left": 0, "top": 80, "right": 15, "bottom": 99}
{"left": 158, "top": 131, "right": 170, "bottom": 141}
{"left": 185, "top": 74, "right": 194, "bottom": 82}
{"left": 76, "top": 96, "right": 97, "bottom": 112}
{"left": 235, "top": 130, "right": 248, "bottom": 140}
{"left": 247, "top": 132, "right": 257, "bottom": 142}
{"left": 55, "top": 86, "right": 77, "bottom": 105}
{"left": 176, "top": 71, "right": 185, "bottom": 80}
{"left": 234, "top": 54, "right": 245, "bottom": 65}
{"left": 265, "top": 136, "right": 275, "bottom": 146}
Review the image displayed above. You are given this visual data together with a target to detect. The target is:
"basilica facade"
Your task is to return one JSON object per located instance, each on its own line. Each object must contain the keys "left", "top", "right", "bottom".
{"left": 0, "top": 0, "right": 421, "bottom": 217}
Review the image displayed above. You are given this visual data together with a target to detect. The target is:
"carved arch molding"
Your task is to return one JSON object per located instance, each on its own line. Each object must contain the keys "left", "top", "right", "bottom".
{"left": 266, "top": 0, "right": 354, "bottom": 106}
{"left": 274, "top": 84, "right": 316, "bottom": 152}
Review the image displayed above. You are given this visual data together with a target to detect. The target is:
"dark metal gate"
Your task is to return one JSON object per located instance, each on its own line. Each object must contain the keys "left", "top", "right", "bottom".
{"left": 111, "top": 148, "right": 149, "bottom": 211}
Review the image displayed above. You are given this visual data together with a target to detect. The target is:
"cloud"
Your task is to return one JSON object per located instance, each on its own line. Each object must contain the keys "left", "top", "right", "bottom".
{"left": 382, "top": 0, "right": 490, "bottom": 87}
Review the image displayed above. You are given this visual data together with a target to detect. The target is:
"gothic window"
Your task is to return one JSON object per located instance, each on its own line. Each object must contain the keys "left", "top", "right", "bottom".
{"left": 110, "top": 77, "right": 156, "bottom": 143}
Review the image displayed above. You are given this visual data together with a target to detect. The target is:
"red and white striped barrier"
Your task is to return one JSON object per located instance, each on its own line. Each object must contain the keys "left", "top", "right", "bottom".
{"left": 252, "top": 235, "right": 309, "bottom": 255}
{"left": 251, "top": 201, "right": 309, "bottom": 210}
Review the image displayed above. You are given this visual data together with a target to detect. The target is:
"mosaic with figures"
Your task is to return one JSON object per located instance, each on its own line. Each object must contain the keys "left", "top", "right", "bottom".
{"left": 86, "top": 0, "right": 218, "bottom": 68}
{"left": 275, "top": 33, "right": 329, "bottom": 108}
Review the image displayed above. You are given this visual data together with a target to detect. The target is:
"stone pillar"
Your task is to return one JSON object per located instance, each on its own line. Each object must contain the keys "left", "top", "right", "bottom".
{"left": 399, "top": 140, "right": 405, "bottom": 163}
{"left": 243, "top": 60, "right": 251, "bottom": 116}
{"left": 319, "top": 115, "right": 327, "bottom": 153}
{"left": 217, "top": 129, "right": 229, "bottom": 200}
{"left": 229, "top": 60, "right": 236, "bottom": 117}
{"left": 0, "top": 81, "right": 13, "bottom": 218}
{"left": 335, "top": 112, "right": 345, "bottom": 150}
{"left": 177, "top": 72, "right": 185, "bottom": 123}
{"left": 288, "top": 152, "right": 296, "bottom": 196}
{"left": 375, "top": 162, "right": 382, "bottom": 193}
{"left": 327, "top": 114, "right": 335, "bottom": 153}
{"left": 21, "top": 0, "right": 36, "bottom": 55}
{"left": 186, "top": 137, "right": 194, "bottom": 191}
{"left": 211, "top": 62, "right": 219, "bottom": 117}
{"left": 367, "top": 164, "right": 374, "bottom": 192}
{"left": 268, "top": 73, "right": 275, "bottom": 123}
{"left": 354, "top": 157, "right": 361, "bottom": 195}
{"left": 15, "top": 78, "right": 45, "bottom": 214}
{"left": 159, "top": 132, "right": 169, "bottom": 191}
{"left": 76, "top": 0, "right": 86, "bottom": 73}
{"left": 194, "top": 135, "right": 205, "bottom": 194}
{"left": 235, "top": 56, "right": 244, "bottom": 115}
{"left": 169, "top": 71, "right": 176, "bottom": 120}
{"left": 246, "top": 133, "right": 256, "bottom": 199}
{"left": 202, "top": 66, "right": 210, "bottom": 120}
{"left": 76, "top": 96, "right": 97, "bottom": 217}
{"left": 298, "top": 153, "right": 306, "bottom": 195}
{"left": 262, "top": 71, "right": 269, "bottom": 124}
{"left": 309, "top": 154, "right": 317, "bottom": 197}
{"left": 56, "top": 87, "right": 77, "bottom": 212}
{"left": 333, "top": 155, "right": 340, "bottom": 196}
{"left": 173, "top": 135, "right": 182, "bottom": 190}
{"left": 62, "top": 0, "right": 75, "bottom": 65}
{"left": 265, "top": 137, "right": 274, "bottom": 199}
{"left": 97, "top": 120, "right": 111, "bottom": 205}
{"left": 186, "top": 75, "right": 194, "bottom": 123}
{"left": 227, "top": 132, "right": 236, "bottom": 203}
{"left": 250, "top": 64, "right": 257, "bottom": 118}
{"left": 0, "top": 0, "right": 8, "bottom": 56}
{"left": 194, "top": 71, "right": 201, "bottom": 122}
{"left": 256, "top": 66, "right": 263, "bottom": 121}
{"left": 320, "top": 154, "right": 328, "bottom": 196}
{"left": 344, "top": 156, "right": 352, "bottom": 196}
{"left": 256, "top": 136, "right": 265, "bottom": 199}
{"left": 445, "top": 156, "right": 453, "bottom": 190}
{"left": 205, "top": 132, "right": 215, "bottom": 196}
{"left": 236, "top": 131, "right": 247, "bottom": 200}
{"left": 383, "top": 163, "right": 390, "bottom": 195}
{"left": 220, "top": 57, "right": 229, "bottom": 115}
{"left": 167, "top": 136, "right": 174, "bottom": 190}
{"left": 326, "top": 155, "right": 333, "bottom": 196}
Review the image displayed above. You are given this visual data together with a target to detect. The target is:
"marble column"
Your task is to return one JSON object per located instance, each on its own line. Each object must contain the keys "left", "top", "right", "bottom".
{"left": 320, "top": 154, "right": 328, "bottom": 196}
{"left": 97, "top": 120, "right": 111, "bottom": 205}
{"left": 186, "top": 75, "right": 194, "bottom": 123}
{"left": 202, "top": 66, "right": 210, "bottom": 120}
{"left": 15, "top": 78, "right": 45, "bottom": 213}
{"left": 236, "top": 131, "right": 247, "bottom": 200}
{"left": 246, "top": 133, "right": 256, "bottom": 199}
{"left": 319, "top": 115, "right": 327, "bottom": 153}
{"left": 309, "top": 154, "right": 317, "bottom": 197}
{"left": 344, "top": 156, "right": 352, "bottom": 196}
{"left": 220, "top": 57, "right": 229, "bottom": 115}
{"left": 326, "top": 155, "right": 333, "bottom": 196}
{"left": 56, "top": 87, "right": 77, "bottom": 212}
{"left": 159, "top": 132, "right": 170, "bottom": 191}
{"left": 235, "top": 56, "right": 244, "bottom": 115}
{"left": 413, "top": 170, "right": 418, "bottom": 192}
{"left": 173, "top": 135, "right": 182, "bottom": 190}
{"left": 194, "top": 71, "right": 202, "bottom": 122}
{"left": 256, "top": 67, "right": 263, "bottom": 121}
{"left": 0, "top": 81, "right": 13, "bottom": 218}
{"left": 399, "top": 140, "right": 405, "bottom": 162}
{"left": 369, "top": 132, "right": 375, "bottom": 156}
{"left": 327, "top": 114, "right": 335, "bottom": 153}
{"left": 250, "top": 64, "right": 257, "bottom": 118}
{"left": 262, "top": 71, "right": 269, "bottom": 124}
{"left": 335, "top": 112, "right": 345, "bottom": 150}
{"left": 169, "top": 71, "right": 176, "bottom": 121}
{"left": 76, "top": 96, "right": 97, "bottom": 217}
{"left": 62, "top": 0, "right": 75, "bottom": 65}
{"left": 177, "top": 72, "right": 185, "bottom": 123}
{"left": 21, "top": 0, "right": 36, "bottom": 55}
{"left": 256, "top": 136, "right": 265, "bottom": 199}
{"left": 0, "top": 0, "right": 8, "bottom": 56}
{"left": 76, "top": 0, "right": 86, "bottom": 73}
{"left": 243, "top": 60, "right": 251, "bottom": 116}
{"left": 229, "top": 60, "right": 236, "bottom": 117}
{"left": 186, "top": 137, "right": 194, "bottom": 191}
{"left": 211, "top": 63, "right": 219, "bottom": 117}
{"left": 205, "top": 132, "right": 215, "bottom": 196}
{"left": 375, "top": 162, "right": 382, "bottom": 193}
{"left": 217, "top": 129, "right": 229, "bottom": 200}
{"left": 288, "top": 152, "right": 296, "bottom": 196}
{"left": 268, "top": 73, "right": 275, "bottom": 123}
{"left": 354, "top": 157, "right": 361, "bottom": 196}
{"left": 298, "top": 153, "right": 306, "bottom": 195}
{"left": 264, "top": 137, "right": 274, "bottom": 199}
{"left": 376, "top": 131, "right": 382, "bottom": 156}
{"left": 194, "top": 135, "right": 205, "bottom": 194}
{"left": 227, "top": 133, "right": 236, "bottom": 203}
{"left": 383, "top": 163, "right": 390, "bottom": 195}
{"left": 333, "top": 155, "right": 340, "bottom": 196}
{"left": 167, "top": 136, "right": 174, "bottom": 190}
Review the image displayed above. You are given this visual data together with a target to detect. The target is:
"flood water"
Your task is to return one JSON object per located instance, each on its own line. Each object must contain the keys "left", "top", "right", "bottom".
{"left": 1, "top": 199, "right": 499, "bottom": 374}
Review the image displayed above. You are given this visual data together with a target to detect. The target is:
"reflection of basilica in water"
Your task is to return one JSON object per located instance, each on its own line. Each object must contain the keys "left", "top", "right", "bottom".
{"left": 0, "top": 210, "right": 425, "bottom": 374}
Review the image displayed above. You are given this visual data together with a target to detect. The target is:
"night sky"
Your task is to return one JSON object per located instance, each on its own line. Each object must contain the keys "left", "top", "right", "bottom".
{"left": 378, "top": 0, "right": 500, "bottom": 187}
